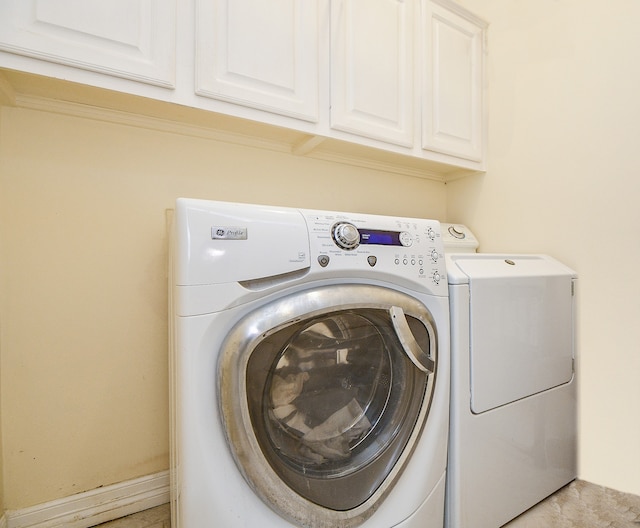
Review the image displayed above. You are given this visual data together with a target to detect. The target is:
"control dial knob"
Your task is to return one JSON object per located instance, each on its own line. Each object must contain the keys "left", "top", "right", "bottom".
{"left": 448, "top": 225, "right": 466, "bottom": 239}
{"left": 332, "top": 222, "right": 360, "bottom": 250}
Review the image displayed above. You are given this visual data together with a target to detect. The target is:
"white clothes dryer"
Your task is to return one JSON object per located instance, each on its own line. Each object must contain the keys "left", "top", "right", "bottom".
{"left": 444, "top": 249, "right": 577, "bottom": 528}
{"left": 170, "top": 199, "right": 451, "bottom": 528}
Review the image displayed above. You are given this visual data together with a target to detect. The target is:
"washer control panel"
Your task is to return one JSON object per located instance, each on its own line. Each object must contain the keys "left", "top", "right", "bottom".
{"left": 303, "top": 209, "right": 447, "bottom": 294}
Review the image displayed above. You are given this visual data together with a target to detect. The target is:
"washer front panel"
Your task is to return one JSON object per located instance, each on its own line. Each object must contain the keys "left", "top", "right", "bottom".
{"left": 219, "top": 284, "right": 438, "bottom": 528}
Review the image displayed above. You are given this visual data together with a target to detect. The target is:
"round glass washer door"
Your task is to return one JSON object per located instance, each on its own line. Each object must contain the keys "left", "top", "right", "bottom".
{"left": 263, "top": 311, "right": 397, "bottom": 475}
{"left": 219, "top": 284, "right": 438, "bottom": 528}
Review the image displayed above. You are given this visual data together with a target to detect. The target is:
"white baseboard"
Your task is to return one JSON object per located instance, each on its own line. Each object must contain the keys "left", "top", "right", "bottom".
{"left": 5, "top": 471, "right": 169, "bottom": 528}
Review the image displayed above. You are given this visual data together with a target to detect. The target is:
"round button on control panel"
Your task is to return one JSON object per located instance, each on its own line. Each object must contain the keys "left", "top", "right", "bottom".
{"left": 399, "top": 232, "right": 413, "bottom": 247}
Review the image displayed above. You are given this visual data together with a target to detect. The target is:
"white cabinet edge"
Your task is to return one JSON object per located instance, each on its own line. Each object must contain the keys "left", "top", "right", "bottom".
{"left": 428, "top": 0, "right": 489, "bottom": 29}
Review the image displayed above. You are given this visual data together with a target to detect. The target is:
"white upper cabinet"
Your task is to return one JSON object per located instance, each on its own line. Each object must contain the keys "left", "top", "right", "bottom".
{"left": 330, "top": 0, "right": 486, "bottom": 164}
{"left": 0, "top": 0, "right": 176, "bottom": 87}
{"left": 422, "top": 0, "right": 485, "bottom": 162}
{"left": 195, "top": 0, "right": 320, "bottom": 122}
{"left": 330, "top": 0, "right": 414, "bottom": 147}
{"left": 0, "top": 0, "right": 487, "bottom": 176}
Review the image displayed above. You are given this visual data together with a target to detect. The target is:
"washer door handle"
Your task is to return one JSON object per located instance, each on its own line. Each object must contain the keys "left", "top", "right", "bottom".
{"left": 390, "top": 306, "right": 435, "bottom": 374}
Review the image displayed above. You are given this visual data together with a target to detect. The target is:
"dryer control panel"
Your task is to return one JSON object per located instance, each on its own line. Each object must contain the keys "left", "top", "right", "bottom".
{"left": 302, "top": 209, "right": 447, "bottom": 296}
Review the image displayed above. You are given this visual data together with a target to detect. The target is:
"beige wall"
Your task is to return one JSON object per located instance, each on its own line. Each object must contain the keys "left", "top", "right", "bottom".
{"left": 451, "top": 0, "right": 640, "bottom": 495}
{"left": 0, "top": 104, "right": 446, "bottom": 510}
{"left": 0, "top": 103, "right": 5, "bottom": 517}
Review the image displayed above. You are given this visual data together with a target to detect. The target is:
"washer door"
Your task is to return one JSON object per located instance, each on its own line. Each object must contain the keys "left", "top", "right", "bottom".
{"left": 219, "top": 284, "right": 438, "bottom": 528}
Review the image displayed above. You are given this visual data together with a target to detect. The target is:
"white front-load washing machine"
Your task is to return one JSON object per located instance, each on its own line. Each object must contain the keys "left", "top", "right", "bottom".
{"left": 443, "top": 236, "right": 577, "bottom": 527}
{"left": 170, "top": 199, "right": 450, "bottom": 528}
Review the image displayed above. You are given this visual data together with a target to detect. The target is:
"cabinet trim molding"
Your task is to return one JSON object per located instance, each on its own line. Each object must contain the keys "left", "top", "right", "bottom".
{"left": 13, "top": 93, "right": 294, "bottom": 155}
{"left": 10, "top": 88, "right": 466, "bottom": 182}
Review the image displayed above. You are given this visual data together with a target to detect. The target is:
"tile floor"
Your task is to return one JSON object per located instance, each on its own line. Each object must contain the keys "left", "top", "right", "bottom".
{"left": 93, "top": 503, "right": 170, "bottom": 528}
{"left": 94, "top": 480, "right": 640, "bottom": 527}
{"left": 504, "top": 480, "right": 640, "bottom": 527}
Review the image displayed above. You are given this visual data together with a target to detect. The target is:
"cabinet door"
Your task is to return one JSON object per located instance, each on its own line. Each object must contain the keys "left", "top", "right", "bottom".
{"left": 331, "top": 0, "right": 414, "bottom": 147}
{"left": 0, "top": 0, "right": 176, "bottom": 87}
{"left": 196, "top": 0, "right": 319, "bottom": 122}
{"left": 422, "top": 0, "right": 485, "bottom": 162}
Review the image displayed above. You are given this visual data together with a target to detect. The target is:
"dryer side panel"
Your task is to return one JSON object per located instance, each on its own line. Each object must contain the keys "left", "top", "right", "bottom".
{"left": 468, "top": 271, "right": 574, "bottom": 414}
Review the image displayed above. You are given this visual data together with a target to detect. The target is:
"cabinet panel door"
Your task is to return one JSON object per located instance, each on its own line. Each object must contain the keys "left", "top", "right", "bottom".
{"left": 0, "top": 0, "right": 176, "bottom": 87}
{"left": 196, "top": 0, "right": 319, "bottom": 122}
{"left": 331, "top": 0, "right": 414, "bottom": 147}
{"left": 422, "top": 0, "right": 485, "bottom": 162}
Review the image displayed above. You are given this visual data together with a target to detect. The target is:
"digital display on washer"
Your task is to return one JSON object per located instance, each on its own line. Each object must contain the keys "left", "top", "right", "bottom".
{"left": 359, "top": 229, "right": 403, "bottom": 246}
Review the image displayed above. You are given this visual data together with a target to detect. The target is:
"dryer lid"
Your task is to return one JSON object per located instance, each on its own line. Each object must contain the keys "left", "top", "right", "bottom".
{"left": 447, "top": 254, "right": 577, "bottom": 284}
{"left": 449, "top": 254, "right": 577, "bottom": 414}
